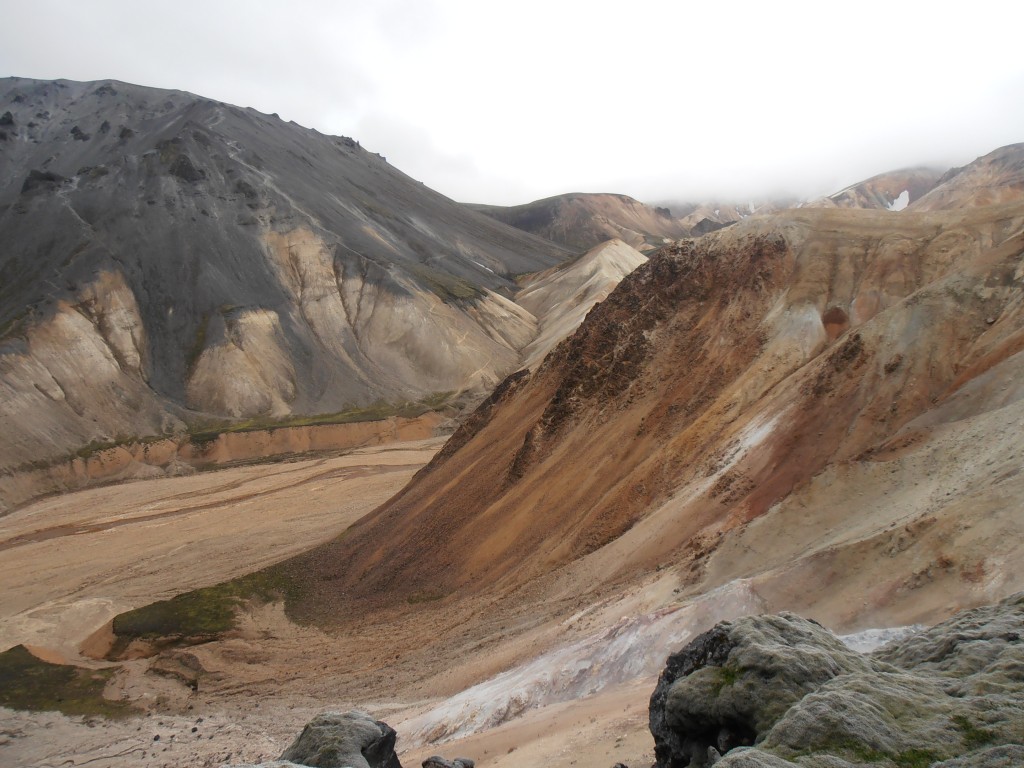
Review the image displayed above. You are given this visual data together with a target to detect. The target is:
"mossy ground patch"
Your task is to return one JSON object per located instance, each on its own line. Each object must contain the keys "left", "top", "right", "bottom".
{"left": 0, "top": 644, "right": 134, "bottom": 717}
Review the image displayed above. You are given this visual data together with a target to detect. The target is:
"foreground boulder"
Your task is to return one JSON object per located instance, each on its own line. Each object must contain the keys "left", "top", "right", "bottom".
{"left": 421, "top": 757, "right": 475, "bottom": 768}
{"left": 649, "top": 613, "right": 875, "bottom": 766}
{"left": 280, "top": 712, "right": 402, "bottom": 768}
{"left": 231, "top": 711, "right": 403, "bottom": 768}
{"left": 650, "top": 593, "right": 1024, "bottom": 767}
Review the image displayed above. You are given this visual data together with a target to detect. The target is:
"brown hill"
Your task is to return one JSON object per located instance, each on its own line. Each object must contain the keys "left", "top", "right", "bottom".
{"left": 283, "top": 200, "right": 1024, "bottom": 629}
{"left": 805, "top": 166, "right": 944, "bottom": 210}
{"left": 911, "top": 143, "right": 1024, "bottom": 211}
{"left": 469, "top": 193, "right": 688, "bottom": 253}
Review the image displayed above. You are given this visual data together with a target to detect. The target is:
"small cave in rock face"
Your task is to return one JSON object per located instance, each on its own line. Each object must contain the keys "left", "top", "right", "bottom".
{"left": 684, "top": 718, "right": 757, "bottom": 766}
{"left": 822, "top": 305, "right": 850, "bottom": 340}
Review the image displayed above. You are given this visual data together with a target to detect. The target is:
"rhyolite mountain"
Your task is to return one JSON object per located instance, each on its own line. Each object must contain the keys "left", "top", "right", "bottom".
{"left": 911, "top": 142, "right": 1024, "bottom": 211}
{"left": 469, "top": 192, "right": 690, "bottom": 253}
{"left": 0, "top": 77, "right": 570, "bottom": 474}
{"left": 268, "top": 144, "right": 1024, "bottom": 631}
{"left": 804, "top": 166, "right": 945, "bottom": 211}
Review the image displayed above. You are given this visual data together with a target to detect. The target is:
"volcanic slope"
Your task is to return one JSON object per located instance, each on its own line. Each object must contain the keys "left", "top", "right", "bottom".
{"left": 283, "top": 192, "right": 1024, "bottom": 631}
{"left": 806, "top": 166, "right": 944, "bottom": 211}
{"left": 0, "top": 77, "right": 568, "bottom": 475}
{"left": 470, "top": 192, "right": 688, "bottom": 253}
{"left": 516, "top": 238, "right": 647, "bottom": 367}
{"left": 911, "top": 142, "right": 1024, "bottom": 211}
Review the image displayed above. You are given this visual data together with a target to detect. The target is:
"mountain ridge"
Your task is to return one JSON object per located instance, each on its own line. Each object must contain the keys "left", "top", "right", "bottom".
{"left": 0, "top": 76, "right": 570, "bottom": 488}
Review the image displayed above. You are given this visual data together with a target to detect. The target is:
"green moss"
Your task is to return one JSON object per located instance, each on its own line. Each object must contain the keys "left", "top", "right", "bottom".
{"left": 711, "top": 664, "right": 741, "bottom": 693}
{"left": 406, "top": 589, "right": 449, "bottom": 605}
{"left": 0, "top": 644, "right": 134, "bottom": 717}
{"left": 74, "top": 438, "right": 126, "bottom": 460}
{"left": 0, "top": 308, "right": 30, "bottom": 341}
{"left": 893, "top": 749, "right": 940, "bottom": 768}
{"left": 186, "top": 392, "right": 453, "bottom": 447}
{"left": 799, "top": 737, "right": 940, "bottom": 767}
{"left": 108, "top": 564, "right": 303, "bottom": 657}
{"left": 953, "top": 714, "right": 996, "bottom": 749}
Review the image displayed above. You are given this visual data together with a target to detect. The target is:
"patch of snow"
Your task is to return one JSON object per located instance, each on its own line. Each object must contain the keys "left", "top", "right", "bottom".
{"left": 471, "top": 259, "right": 495, "bottom": 274}
{"left": 887, "top": 190, "right": 910, "bottom": 212}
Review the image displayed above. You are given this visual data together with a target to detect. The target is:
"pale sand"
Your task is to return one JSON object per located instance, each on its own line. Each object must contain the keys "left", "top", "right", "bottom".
{"left": 0, "top": 438, "right": 444, "bottom": 662}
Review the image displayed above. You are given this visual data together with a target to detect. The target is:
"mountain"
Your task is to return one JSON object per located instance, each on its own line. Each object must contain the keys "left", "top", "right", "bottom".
{"left": 516, "top": 238, "right": 647, "bottom": 367}
{"left": 911, "top": 143, "right": 1024, "bottom": 211}
{"left": 469, "top": 192, "right": 688, "bottom": 253}
{"left": 0, "top": 77, "right": 569, "bottom": 475}
{"left": 277, "top": 191, "right": 1024, "bottom": 630}
{"left": 805, "top": 166, "right": 945, "bottom": 211}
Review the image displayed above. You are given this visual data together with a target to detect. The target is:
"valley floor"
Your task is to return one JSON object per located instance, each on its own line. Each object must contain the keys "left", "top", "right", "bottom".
{"left": 0, "top": 436, "right": 663, "bottom": 768}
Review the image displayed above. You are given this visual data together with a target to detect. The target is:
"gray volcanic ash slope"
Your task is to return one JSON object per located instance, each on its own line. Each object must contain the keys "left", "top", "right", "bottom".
{"left": 0, "top": 77, "right": 568, "bottom": 474}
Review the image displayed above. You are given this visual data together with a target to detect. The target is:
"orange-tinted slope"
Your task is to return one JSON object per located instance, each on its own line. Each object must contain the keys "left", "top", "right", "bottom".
{"left": 286, "top": 201, "right": 1024, "bottom": 620}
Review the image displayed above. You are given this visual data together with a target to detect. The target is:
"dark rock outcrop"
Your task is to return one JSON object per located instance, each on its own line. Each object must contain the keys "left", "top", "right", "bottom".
{"left": 650, "top": 593, "right": 1024, "bottom": 767}
{"left": 277, "top": 711, "right": 402, "bottom": 768}
{"left": 421, "top": 756, "right": 474, "bottom": 768}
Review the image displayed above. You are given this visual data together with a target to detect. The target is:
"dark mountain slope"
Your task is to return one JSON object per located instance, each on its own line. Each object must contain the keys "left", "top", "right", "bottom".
{"left": 0, "top": 77, "right": 569, "bottom": 474}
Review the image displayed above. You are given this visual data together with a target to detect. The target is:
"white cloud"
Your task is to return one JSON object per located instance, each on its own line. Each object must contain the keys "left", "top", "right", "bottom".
{"left": 2, "top": 0, "right": 1022, "bottom": 205}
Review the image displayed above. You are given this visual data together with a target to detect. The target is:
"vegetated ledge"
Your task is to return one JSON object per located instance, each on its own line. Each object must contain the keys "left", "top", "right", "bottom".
{"left": 0, "top": 644, "right": 136, "bottom": 718}
{"left": 0, "top": 394, "right": 454, "bottom": 514}
{"left": 102, "top": 562, "right": 309, "bottom": 661}
{"left": 99, "top": 524, "right": 369, "bottom": 661}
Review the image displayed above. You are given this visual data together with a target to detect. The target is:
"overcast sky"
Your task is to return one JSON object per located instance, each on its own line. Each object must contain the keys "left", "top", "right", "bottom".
{"left": 2, "top": 0, "right": 1023, "bottom": 206}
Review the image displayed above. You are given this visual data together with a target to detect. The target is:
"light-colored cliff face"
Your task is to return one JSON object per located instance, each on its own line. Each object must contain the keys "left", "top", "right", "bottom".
{"left": 517, "top": 238, "right": 647, "bottom": 367}
{"left": 804, "top": 166, "right": 945, "bottom": 211}
{"left": 0, "top": 271, "right": 173, "bottom": 472}
{"left": 0, "top": 413, "right": 443, "bottom": 511}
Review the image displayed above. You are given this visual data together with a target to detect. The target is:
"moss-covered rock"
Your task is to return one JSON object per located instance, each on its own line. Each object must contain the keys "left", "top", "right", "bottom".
{"left": 651, "top": 593, "right": 1024, "bottom": 767}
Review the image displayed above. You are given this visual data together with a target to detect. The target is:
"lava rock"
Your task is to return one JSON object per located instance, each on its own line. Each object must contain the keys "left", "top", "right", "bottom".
{"left": 651, "top": 593, "right": 1024, "bottom": 767}
{"left": 649, "top": 613, "right": 873, "bottom": 767}
{"left": 0, "top": 110, "right": 13, "bottom": 126}
{"left": 278, "top": 711, "right": 402, "bottom": 768}
{"left": 422, "top": 757, "right": 474, "bottom": 768}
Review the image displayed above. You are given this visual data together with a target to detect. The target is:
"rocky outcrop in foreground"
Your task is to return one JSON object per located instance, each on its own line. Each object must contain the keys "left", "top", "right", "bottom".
{"left": 233, "top": 711, "right": 403, "bottom": 768}
{"left": 230, "top": 711, "right": 475, "bottom": 768}
{"left": 650, "top": 593, "right": 1024, "bottom": 767}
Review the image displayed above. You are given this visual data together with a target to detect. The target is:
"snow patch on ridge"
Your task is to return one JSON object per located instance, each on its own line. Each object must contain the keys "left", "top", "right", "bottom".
{"left": 888, "top": 190, "right": 910, "bottom": 211}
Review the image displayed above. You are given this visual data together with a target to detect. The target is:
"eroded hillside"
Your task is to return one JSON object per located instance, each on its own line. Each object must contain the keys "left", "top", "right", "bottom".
{"left": 279, "top": 198, "right": 1024, "bottom": 629}
{"left": 0, "top": 78, "right": 568, "bottom": 481}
